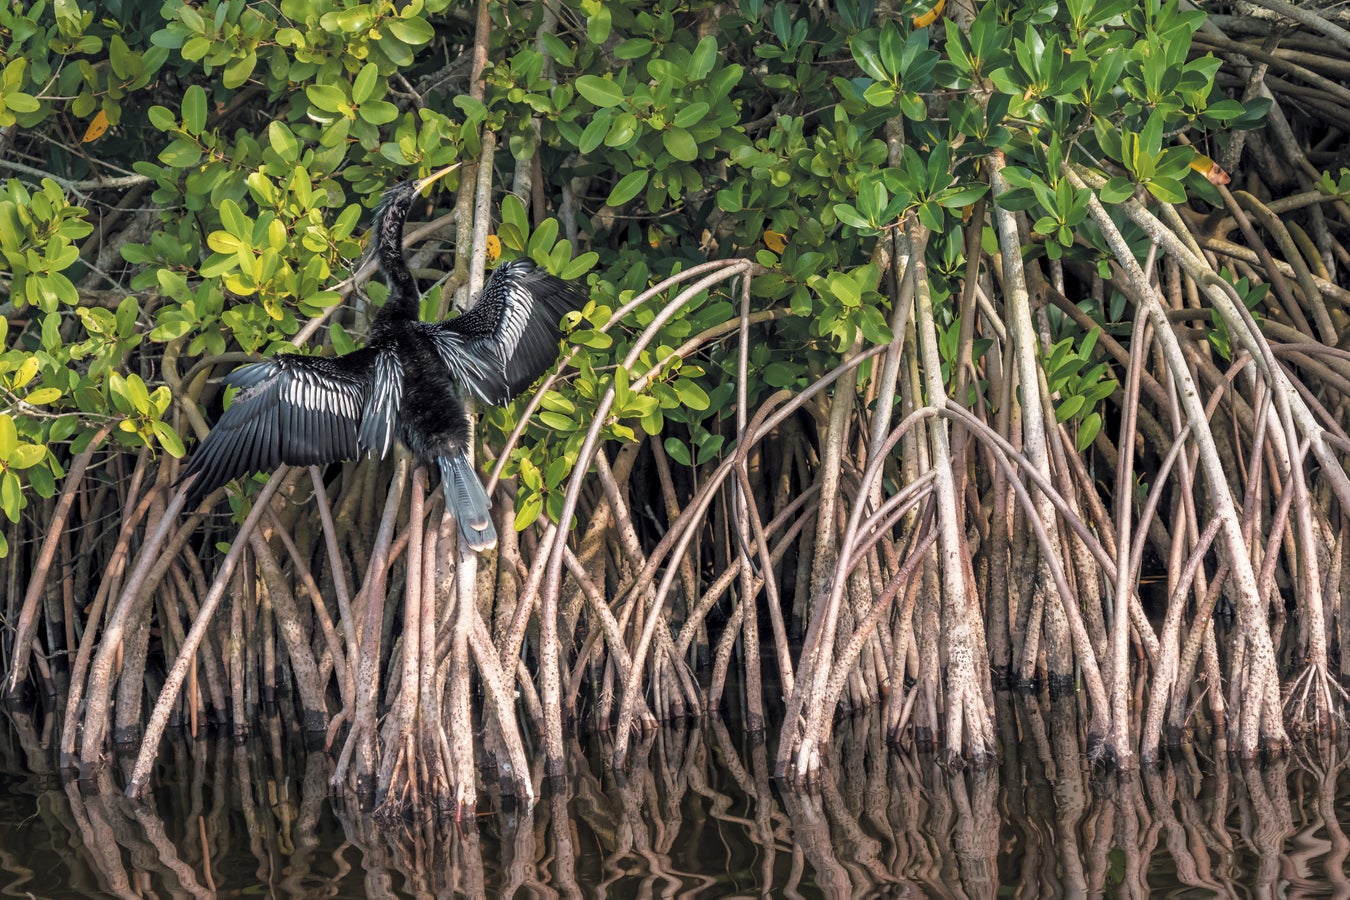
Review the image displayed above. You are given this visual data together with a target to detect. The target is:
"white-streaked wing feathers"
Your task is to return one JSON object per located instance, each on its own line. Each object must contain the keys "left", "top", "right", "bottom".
{"left": 426, "top": 259, "right": 585, "bottom": 406}
{"left": 426, "top": 328, "right": 502, "bottom": 405}
{"left": 179, "top": 352, "right": 375, "bottom": 504}
{"left": 357, "top": 351, "right": 404, "bottom": 457}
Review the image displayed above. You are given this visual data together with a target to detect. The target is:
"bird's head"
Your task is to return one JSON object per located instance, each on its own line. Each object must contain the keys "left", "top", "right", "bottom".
{"left": 375, "top": 164, "right": 464, "bottom": 230}
{"left": 371, "top": 163, "right": 462, "bottom": 259}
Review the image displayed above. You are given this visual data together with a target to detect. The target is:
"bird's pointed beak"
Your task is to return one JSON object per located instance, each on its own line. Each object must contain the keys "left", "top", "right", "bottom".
{"left": 415, "top": 163, "right": 461, "bottom": 194}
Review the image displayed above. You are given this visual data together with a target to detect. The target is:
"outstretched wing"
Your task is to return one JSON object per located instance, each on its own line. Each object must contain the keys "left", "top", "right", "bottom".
{"left": 356, "top": 350, "right": 403, "bottom": 459}
{"left": 178, "top": 350, "right": 377, "bottom": 505}
{"left": 425, "top": 259, "right": 586, "bottom": 406}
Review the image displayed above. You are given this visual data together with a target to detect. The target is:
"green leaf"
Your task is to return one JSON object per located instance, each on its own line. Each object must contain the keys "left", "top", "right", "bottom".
{"left": 762, "top": 363, "right": 799, "bottom": 388}
{"left": 937, "top": 184, "right": 989, "bottom": 208}
{"left": 538, "top": 391, "right": 576, "bottom": 415}
{"left": 10, "top": 358, "right": 38, "bottom": 391}
{"left": 664, "top": 437, "right": 692, "bottom": 466}
{"left": 662, "top": 127, "right": 699, "bottom": 162}
{"left": 587, "top": 5, "right": 611, "bottom": 43}
{"left": 207, "top": 231, "right": 242, "bottom": 253}
{"left": 359, "top": 99, "right": 399, "bottom": 125}
{"left": 1099, "top": 176, "right": 1134, "bottom": 204}
{"left": 9, "top": 443, "right": 46, "bottom": 469}
{"left": 559, "top": 252, "right": 598, "bottom": 280}
{"left": 330, "top": 322, "right": 357, "bottom": 355}
{"left": 514, "top": 491, "right": 543, "bottom": 530}
{"left": 578, "top": 108, "right": 614, "bottom": 153}
{"left": 147, "top": 106, "right": 176, "bottom": 132}
{"left": 538, "top": 32, "right": 574, "bottom": 66}
{"left": 1077, "top": 412, "right": 1102, "bottom": 451}
{"left": 575, "top": 75, "right": 625, "bottom": 108}
{"left": 674, "top": 379, "right": 710, "bottom": 410}
{"left": 1054, "top": 394, "right": 1084, "bottom": 422}
{"left": 0, "top": 413, "right": 15, "bottom": 457}
{"left": 689, "top": 35, "right": 718, "bottom": 80}
{"left": 899, "top": 92, "right": 926, "bottom": 121}
{"left": 614, "top": 38, "right": 653, "bottom": 60}
{"left": 527, "top": 217, "right": 559, "bottom": 257}
{"left": 125, "top": 374, "right": 152, "bottom": 414}
{"left": 158, "top": 139, "right": 202, "bottom": 167}
{"left": 28, "top": 463, "right": 54, "bottom": 499}
{"left": 1, "top": 471, "right": 20, "bottom": 522}
{"left": 538, "top": 410, "right": 575, "bottom": 431}
{"left": 352, "top": 63, "right": 380, "bottom": 104}
{"left": 519, "top": 457, "right": 543, "bottom": 491}
{"left": 1145, "top": 177, "right": 1187, "bottom": 204}
{"left": 863, "top": 83, "right": 897, "bottom": 107}
{"left": 851, "top": 35, "right": 890, "bottom": 83}
{"left": 222, "top": 51, "right": 256, "bottom": 90}
{"left": 152, "top": 420, "right": 185, "bottom": 457}
{"left": 335, "top": 6, "right": 375, "bottom": 31}
{"left": 151, "top": 319, "right": 193, "bottom": 341}
{"left": 268, "top": 121, "right": 299, "bottom": 161}
{"left": 607, "top": 170, "right": 648, "bottom": 206}
{"left": 695, "top": 433, "right": 725, "bottom": 464}
{"left": 571, "top": 329, "right": 612, "bottom": 349}
{"left": 500, "top": 193, "right": 529, "bottom": 237}
{"left": 6, "top": 93, "right": 40, "bottom": 113}
{"left": 834, "top": 204, "right": 871, "bottom": 229}
{"left": 387, "top": 16, "right": 435, "bottom": 45}
{"left": 307, "top": 83, "right": 349, "bottom": 114}
{"left": 673, "top": 102, "right": 709, "bottom": 129}
{"left": 182, "top": 84, "right": 207, "bottom": 133}
{"left": 219, "top": 198, "right": 250, "bottom": 237}
{"left": 605, "top": 111, "right": 639, "bottom": 147}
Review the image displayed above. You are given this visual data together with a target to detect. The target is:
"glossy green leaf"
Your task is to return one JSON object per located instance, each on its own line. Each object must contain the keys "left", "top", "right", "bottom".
{"left": 689, "top": 35, "right": 718, "bottom": 80}
{"left": 662, "top": 127, "right": 699, "bottom": 162}
{"left": 359, "top": 100, "right": 398, "bottom": 125}
{"left": 182, "top": 84, "right": 207, "bottom": 133}
{"left": 352, "top": 64, "right": 380, "bottom": 104}
{"left": 663, "top": 437, "right": 692, "bottom": 466}
{"left": 559, "top": 252, "right": 598, "bottom": 281}
{"left": 607, "top": 170, "right": 648, "bottom": 206}
{"left": 514, "top": 491, "right": 544, "bottom": 530}
{"left": 387, "top": 16, "right": 435, "bottom": 45}
{"left": 575, "top": 75, "right": 625, "bottom": 108}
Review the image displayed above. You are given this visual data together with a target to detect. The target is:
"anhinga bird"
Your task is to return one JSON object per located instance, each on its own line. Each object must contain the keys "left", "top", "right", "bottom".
{"left": 178, "top": 166, "right": 585, "bottom": 550}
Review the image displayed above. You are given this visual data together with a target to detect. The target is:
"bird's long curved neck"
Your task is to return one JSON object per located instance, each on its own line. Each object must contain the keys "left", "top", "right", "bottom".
{"left": 373, "top": 186, "right": 421, "bottom": 323}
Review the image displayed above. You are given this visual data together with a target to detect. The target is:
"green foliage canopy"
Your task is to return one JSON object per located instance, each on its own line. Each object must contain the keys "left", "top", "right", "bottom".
{"left": 0, "top": 0, "right": 1261, "bottom": 547}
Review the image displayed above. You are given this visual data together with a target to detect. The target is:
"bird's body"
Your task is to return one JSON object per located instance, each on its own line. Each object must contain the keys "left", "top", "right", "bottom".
{"left": 178, "top": 168, "right": 585, "bottom": 550}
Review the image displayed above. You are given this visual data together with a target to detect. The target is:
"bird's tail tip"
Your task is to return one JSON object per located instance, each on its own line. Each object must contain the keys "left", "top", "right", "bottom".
{"left": 438, "top": 454, "right": 498, "bottom": 553}
{"left": 462, "top": 526, "right": 498, "bottom": 552}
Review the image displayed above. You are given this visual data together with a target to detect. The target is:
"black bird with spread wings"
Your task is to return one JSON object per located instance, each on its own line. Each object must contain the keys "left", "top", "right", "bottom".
{"left": 177, "top": 167, "right": 585, "bottom": 550}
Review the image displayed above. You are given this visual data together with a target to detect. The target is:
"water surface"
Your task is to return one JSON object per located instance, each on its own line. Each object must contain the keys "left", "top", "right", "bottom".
{"left": 2, "top": 695, "right": 1348, "bottom": 897}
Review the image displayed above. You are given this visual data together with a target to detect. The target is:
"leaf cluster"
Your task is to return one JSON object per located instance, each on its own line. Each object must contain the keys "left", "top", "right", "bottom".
{"left": 0, "top": 0, "right": 1264, "bottom": 541}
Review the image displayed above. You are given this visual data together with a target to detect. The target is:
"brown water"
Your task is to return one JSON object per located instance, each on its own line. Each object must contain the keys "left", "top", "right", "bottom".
{"left": 2, "top": 694, "right": 1348, "bottom": 898}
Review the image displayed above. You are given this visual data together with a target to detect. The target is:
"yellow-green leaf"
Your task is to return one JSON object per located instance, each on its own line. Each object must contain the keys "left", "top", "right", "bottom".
{"left": 9, "top": 443, "right": 46, "bottom": 469}
{"left": 0, "top": 413, "right": 16, "bottom": 457}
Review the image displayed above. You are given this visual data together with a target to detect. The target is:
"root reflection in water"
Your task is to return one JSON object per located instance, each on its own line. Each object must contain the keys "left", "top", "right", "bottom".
{"left": 1, "top": 702, "right": 1348, "bottom": 897}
